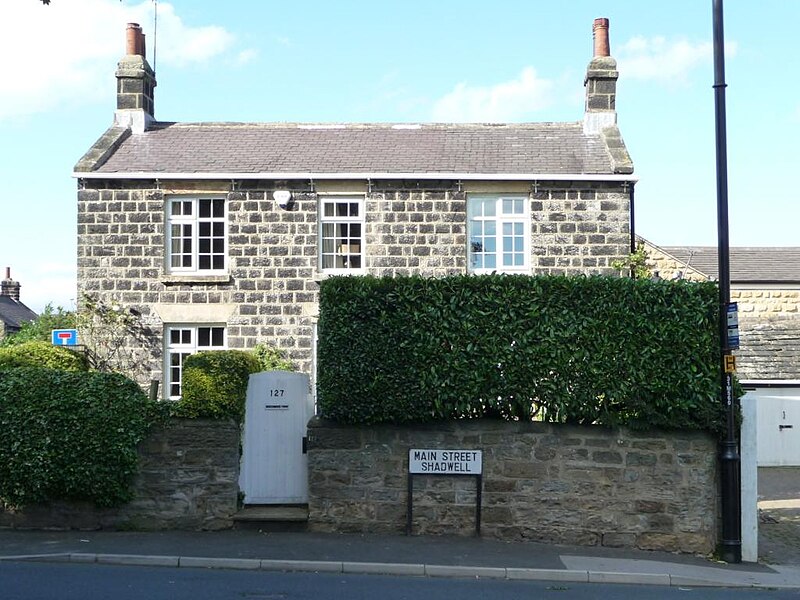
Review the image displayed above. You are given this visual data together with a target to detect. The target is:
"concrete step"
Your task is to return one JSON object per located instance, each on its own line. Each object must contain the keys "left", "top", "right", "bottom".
{"left": 233, "top": 505, "right": 308, "bottom": 532}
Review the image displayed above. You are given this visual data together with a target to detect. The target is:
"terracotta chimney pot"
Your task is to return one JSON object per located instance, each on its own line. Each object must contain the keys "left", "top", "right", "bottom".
{"left": 126, "top": 23, "right": 142, "bottom": 56}
{"left": 593, "top": 18, "right": 610, "bottom": 57}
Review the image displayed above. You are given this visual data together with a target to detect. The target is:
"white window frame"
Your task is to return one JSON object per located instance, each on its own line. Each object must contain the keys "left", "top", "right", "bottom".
{"left": 165, "top": 325, "right": 227, "bottom": 400}
{"left": 319, "top": 196, "right": 365, "bottom": 273}
{"left": 467, "top": 194, "right": 531, "bottom": 274}
{"left": 166, "top": 196, "right": 228, "bottom": 274}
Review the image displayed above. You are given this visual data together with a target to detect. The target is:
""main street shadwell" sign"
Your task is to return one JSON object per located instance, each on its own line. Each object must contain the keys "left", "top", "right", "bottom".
{"left": 408, "top": 449, "right": 482, "bottom": 475}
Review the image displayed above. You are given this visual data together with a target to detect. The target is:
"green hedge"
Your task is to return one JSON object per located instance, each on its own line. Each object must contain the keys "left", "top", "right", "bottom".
{"left": 0, "top": 368, "right": 156, "bottom": 509}
{"left": 0, "top": 341, "right": 89, "bottom": 371}
{"left": 317, "top": 274, "right": 725, "bottom": 432}
{"left": 173, "top": 350, "right": 262, "bottom": 420}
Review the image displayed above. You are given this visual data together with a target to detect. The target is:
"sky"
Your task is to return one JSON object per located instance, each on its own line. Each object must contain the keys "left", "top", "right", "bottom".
{"left": 2, "top": 0, "right": 798, "bottom": 313}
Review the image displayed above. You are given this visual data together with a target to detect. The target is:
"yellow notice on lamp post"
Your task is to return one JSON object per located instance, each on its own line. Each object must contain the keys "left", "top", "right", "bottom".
{"left": 724, "top": 354, "right": 736, "bottom": 374}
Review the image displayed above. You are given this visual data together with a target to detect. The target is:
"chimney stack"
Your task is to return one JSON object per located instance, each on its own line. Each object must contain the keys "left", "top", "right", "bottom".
{"left": 1, "top": 267, "right": 21, "bottom": 303}
{"left": 584, "top": 17, "right": 618, "bottom": 134}
{"left": 115, "top": 22, "right": 156, "bottom": 134}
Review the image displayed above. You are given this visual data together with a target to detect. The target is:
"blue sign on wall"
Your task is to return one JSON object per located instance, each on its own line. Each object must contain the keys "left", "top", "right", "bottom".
{"left": 51, "top": 329, "right": 78, "bottom": 346}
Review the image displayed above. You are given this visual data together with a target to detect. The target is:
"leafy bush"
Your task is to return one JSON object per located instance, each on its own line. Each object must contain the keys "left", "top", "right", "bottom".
{"left": 0, "top": 340, "right": 89, "bottom": 371}
{"left": 317, "top": 274, "right": 726, "bottom": 433}
{"left": 174, "top": 350, "right": 261, "bottom": 420}
{"left": 252, "top": 343, "right": 294, "bottom": 372}
{"left": 0, "top": 367, "right": 157, "bottom": 509}
{"left": 0, "top": 304, "right": 75, "bottom": 347}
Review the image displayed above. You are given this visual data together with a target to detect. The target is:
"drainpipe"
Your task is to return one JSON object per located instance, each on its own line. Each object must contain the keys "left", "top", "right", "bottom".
{"left": 629, "top": 183, "right": 636, "bottom": 256}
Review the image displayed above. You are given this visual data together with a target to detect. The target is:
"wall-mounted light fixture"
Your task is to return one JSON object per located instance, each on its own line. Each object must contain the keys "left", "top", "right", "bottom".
{"left": 273, "top": 189, "right": 292, "bottom": 209}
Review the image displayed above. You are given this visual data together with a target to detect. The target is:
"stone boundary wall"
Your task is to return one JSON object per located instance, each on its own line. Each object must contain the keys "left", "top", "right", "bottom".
{"left": 307, "top": 418, "right": 718, "bottom": 554}
{"left": 0, "top": 419, "right": 239, "bottom": 531}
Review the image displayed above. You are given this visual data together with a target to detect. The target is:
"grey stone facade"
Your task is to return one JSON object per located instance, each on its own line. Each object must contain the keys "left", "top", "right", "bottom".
{"left": 307, "top": 418, "right": 718, "bottom": 554}
{"left": 75, "top": 20, "right": 636, "bottom": 392}
{"left": 77, "top": 181, "right": 631, "bottom": 388}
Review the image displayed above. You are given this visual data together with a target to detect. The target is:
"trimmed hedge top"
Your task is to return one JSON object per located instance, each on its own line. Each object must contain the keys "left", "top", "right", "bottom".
{"left": 173, "top": 350, "right": 262, "bottom": 420}
{"left": 0, "top": 340, "right": 89, "bottom": 372}
{"left": 317, "top": 274, "right": 725, "bottom": 433}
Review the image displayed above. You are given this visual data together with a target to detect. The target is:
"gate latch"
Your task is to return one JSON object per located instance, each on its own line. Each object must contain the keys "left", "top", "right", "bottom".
{"left": 779, "top": 424, "right": 794, "bottom": 431}
{"left": 302, "top": 436, "right": 308, "bottom": 454}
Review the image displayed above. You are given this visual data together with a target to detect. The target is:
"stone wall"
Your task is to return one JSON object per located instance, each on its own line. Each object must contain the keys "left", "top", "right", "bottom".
{"left": 77, "top": 180, "right": 630, "bottom": 387}
{"left": 0, "top": 419, "right": 239, "bottom": 531}
{"left": 307, "top": 418, "right": 718, "bottom": 554}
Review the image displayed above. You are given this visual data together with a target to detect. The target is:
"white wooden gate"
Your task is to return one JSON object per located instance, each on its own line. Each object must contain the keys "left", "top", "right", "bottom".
{"left": 749, "top": 387, "right": 800, "bottom": 466}
{"left": 239, "top": 371, "right": 312, "bottom": 504}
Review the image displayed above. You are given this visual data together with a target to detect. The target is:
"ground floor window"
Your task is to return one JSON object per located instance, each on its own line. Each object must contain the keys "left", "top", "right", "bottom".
{"left": 165, "top": 325, "right": 226, "bottom": 399}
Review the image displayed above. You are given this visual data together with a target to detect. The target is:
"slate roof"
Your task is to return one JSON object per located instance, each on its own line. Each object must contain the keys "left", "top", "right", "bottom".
{"left": 0, "top": 296, "right": 37, "bottom": 332}
{"left": 737, "top": 317, "right": 800, "bottom": 380}
{"left": 659, "top": 246, "right": 800, "bottom": 284}
{"left": 80, "top": 121, "right": 629, "bottom": 177}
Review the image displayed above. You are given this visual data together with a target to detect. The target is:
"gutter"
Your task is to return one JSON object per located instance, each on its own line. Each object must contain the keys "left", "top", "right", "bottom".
{"left": 73, "top": 171, "right": 638, "bottom": 183}
{"left": 741, "top": 380, "right": 800, "bottom": 389}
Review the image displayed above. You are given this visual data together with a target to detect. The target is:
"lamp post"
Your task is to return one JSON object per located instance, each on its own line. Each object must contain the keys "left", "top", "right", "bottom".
{"left": 712, "top": 0, "right": 741, "bottom": 564}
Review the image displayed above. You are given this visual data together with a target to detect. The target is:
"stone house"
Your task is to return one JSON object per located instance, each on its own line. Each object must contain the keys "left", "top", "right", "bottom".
{"left": 74, "top": 19, "right": 635, "bottom": 398}
{"left": 644, "top": 239, "right": 800, "bottom": 382}
{"left": 0, "top": 268, "right": 38, "bottom": 340}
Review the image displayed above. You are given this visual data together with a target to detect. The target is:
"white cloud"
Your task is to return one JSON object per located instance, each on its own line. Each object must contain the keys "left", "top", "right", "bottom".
{"left": 616, "top": 35, "right": 737, "bottom": 86}
{"left": 0, "top": 0, "right": 239, "bottom": 122}
{"left": 234, "top": 48, "right": 259, "bottom": 67}
{"left": 149, "top": 2, "right": 235, "bottom": 68}
{"left": 431, "top": 67, "right": 554, "bottom": 123}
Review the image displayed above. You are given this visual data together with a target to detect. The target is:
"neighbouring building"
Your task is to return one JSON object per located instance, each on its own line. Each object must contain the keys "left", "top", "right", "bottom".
{"left": 645, "top": 239, "right": 800, "bottom": 466}
{"left": 75, "top": 19, "right": 635, "bottom": 398}
{"left": 644, "top": 240, "right": 800, "bottom": 382}
{"left": 0, "top": 268, "right": 38, "bottom": 340}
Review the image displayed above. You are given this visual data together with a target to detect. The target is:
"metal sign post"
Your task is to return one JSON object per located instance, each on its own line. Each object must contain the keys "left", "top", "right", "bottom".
{"left": 407, "top": 449, "right": 483, "bottom": 536}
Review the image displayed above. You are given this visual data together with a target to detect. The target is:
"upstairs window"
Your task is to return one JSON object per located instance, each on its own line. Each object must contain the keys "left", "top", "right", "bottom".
{"left": 167, "top": 197, "right": 227, "bottom": 273}
{"left": 165, "top": 325, "right": 226, "bottom": 399}
{"left": 320, "top": 197, "right": 364, "bottom": 272}
{"left": 467, "top": 195, "right": 530, "bottom": 274}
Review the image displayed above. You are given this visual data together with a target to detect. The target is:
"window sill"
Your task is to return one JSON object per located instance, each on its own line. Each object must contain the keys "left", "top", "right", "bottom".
{"left": 315, "top": 270, "right": 366, "bottom": 281}
{"left": 161, "top": 274, "right": 232, "bottom": 285}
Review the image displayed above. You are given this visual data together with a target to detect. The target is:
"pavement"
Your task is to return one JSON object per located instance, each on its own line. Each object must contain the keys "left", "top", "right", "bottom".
{"left": 3, "top": 527, "right": 800, "bottom": 589}
{"left": 3, "top": 466, "right": 800, "bottom": 589}
{"left": 758, "top": 467, "right": 800, "bottom": 566}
